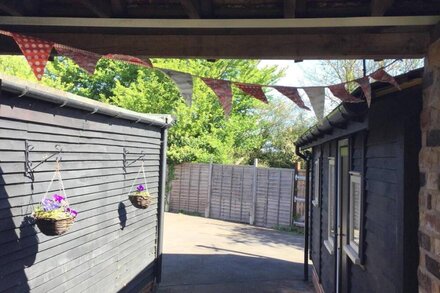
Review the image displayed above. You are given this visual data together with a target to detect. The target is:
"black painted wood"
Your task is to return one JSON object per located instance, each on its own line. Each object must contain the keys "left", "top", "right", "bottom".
{"left": 0, "top": 90, "right": 164, "bottom": 292}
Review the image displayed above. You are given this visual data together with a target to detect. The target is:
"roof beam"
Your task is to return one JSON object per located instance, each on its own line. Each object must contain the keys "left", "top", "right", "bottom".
{"left": 0, "top": 0, "right": 24, "bottom": 16}
{"left": 78, "top": 0, "right": 111, "bottom": 18}
{"left": 110, "top": 0, "right": 126, "bottom": 17}
{"left": 371, "top": 0, "right": 394, "bottom": 16}
{"left": 180, "top": 0, "right": 200, "bottom": 19}
{"left": 283, "top": 0, "right": 296, "bottom": 18}
{"left": 0, "top": 15, "right": 437, "bottom": 29}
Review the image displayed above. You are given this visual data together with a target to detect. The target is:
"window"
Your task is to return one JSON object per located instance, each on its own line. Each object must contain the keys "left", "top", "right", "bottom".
{"left": 312, "top": 158, "right": 320, "bottom": 206}
{"left": 324, "top": 157, "right": 335, "bottom": 254}
{"left": 344, "top": 171, "right": 362, "bottom": 265}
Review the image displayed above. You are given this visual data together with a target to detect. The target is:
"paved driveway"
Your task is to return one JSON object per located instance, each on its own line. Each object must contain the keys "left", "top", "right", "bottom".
{"left": 158, "top": 213, "right": 312, "bottom": 293}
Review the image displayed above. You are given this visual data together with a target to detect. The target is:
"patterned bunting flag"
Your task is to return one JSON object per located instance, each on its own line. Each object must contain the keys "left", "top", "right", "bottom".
{"left": 104, "top": 54, "right": 153, "bottom": 68}
{"left": 303, "top": 87, "right": 325, "bottom": 120}
{"left": 272, "top": 86, "right": 310, "bottom": 110}
{"left": 54, "top": 44, "right": 101, "bottom": 75}
{"left": 370, "top": 68, "right": 401, "bottom": 90}
{"left": 328, "top": 83, "right": 362, "bottom": 103}
{"left": 202, "top": 78, "right": 233, "bottom": 116}
{"left": 235, "top": 83, "right": 268, "bottom": 104}
{"left": 356, "top": 76, "right": 372, "bottom": 107}
{"left": 161, "top": 69, "right": 193, "bottom": 106}
{"left": 11, "top": 33, "right": 54, "bottom": 80}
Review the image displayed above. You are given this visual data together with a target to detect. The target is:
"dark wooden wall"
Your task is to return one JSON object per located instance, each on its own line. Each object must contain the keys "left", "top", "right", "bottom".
{"left": 310, "top": 85, "right": 422, "bottom": 293}
{"left": 0, "top": 91, "right": 163, "bottom": 292}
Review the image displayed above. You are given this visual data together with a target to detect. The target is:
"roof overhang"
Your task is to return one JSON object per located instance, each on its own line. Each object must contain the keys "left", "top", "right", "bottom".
{"left": 0, "top": 15, "right": 439, "bottom": 59}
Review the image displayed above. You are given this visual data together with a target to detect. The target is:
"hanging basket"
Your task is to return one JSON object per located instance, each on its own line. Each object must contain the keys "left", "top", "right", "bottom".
{"left": 129, "top": 193, "right": 152, "bottom": 209}
{"left": 35, "top": 217, "right": 75, "bottom": 236}
{"left": 127, "top": 162, "right": 152, "bottom": 209}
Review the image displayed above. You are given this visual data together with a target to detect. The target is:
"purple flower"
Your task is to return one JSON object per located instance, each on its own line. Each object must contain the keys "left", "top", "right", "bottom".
{"left": 41, "top": 198, "right": 61, "bottom": 211}
{"left": 136, "top": 185, "right": 145, "bottom": 192}
{"left": 53, "top": 194, "right": 65, "bottom": 203}
{"left": 66, "top": 208, "right": 78, "bottom": 217}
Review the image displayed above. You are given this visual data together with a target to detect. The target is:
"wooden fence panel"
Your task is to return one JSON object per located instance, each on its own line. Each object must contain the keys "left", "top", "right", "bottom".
{"left": 168, "top": 163, "right": 297, "bottom": 228}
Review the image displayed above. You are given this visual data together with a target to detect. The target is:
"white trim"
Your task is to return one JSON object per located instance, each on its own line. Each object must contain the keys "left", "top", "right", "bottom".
{"left": 349, "top": 172, "right": 362, "bottom": 255}
{"left": 313, "top": 158, "right": 320, "bottom": 207}
{"left": 327, "top": 157, "right": 336, "bottom": 250}
{"left": 324, "top": 239, "right": 334, "bottom": 255}
{"left": 0, "top": 16, "right": 438, "bottom": 29}
{"left": 343, "top": 244, "right": 361, "bottom": 265}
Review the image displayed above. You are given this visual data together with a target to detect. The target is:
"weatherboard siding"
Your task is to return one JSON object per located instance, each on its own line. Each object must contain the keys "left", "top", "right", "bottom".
{"left": 0, "top": 91, "right": 163, "bottom": 292}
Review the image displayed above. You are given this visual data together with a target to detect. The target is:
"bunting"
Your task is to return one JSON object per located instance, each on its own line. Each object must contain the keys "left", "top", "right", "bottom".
{"left": 328, "top": 83, "right": 363, "bottom": 103}
{"left": 104, "top": 54, "right": 153, "bottom": 68}
{"left": 0, "top": 29, "right": 404, "bottom": 118}
{"left": 303, "top": 87, "right": 325, "bottom": 120}
{"left": 370, "top": 68, "right": 401, "bottom": 90}
{"left": 235, "top": 83, "right": 268, "bottom": 104}
{"left": 202, "top": 78, "right": 233, "bottom": 116}
{"left": 272, "top": 86, "right": 310, "bottom": 110}
{"left": 161, "top": 69, "right": 193, "bottom": 106}
{"left": 54, "top": 44, "right": 101, "bottom": 75}
{"left": 356, "top": 77, "right": 372, "bottom": 107}
{"left": 11, "top": 33, "right": 54, "bottom": 80}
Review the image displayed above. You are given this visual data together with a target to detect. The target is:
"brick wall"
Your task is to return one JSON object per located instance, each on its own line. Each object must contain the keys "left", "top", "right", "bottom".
{"left": 419, "top": 40, "right": 440, "bottom": 293}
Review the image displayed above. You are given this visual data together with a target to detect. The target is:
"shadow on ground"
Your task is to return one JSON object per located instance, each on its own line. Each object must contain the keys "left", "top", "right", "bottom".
{"left": 159, "top": 253, "right": 312, "bottom": 293}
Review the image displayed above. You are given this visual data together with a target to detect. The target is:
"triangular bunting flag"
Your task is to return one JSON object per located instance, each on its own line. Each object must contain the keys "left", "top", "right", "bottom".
{"left": 328, "top": 83, "right": 362, "bottom": 103}
{"left": 161, "top": 69, "right": 193, "bottom": 106}
{"left": 272, "top": 86, "right": 310, "bottom": 110}
{"left": 104, "top": 54, "right": 153, "bottom": 68}
{"left": 12, "top": 33, "right": 54, "bottom": 80}
{"left": 356, "top": 76, "right": 372, "bottom": 107}
{"left": 235, "top": 83, "right": 268, "bottom": 104}
{"left": 54, "top": 44, "right": 101, "bottom": 75}
{"left": 370, "top": 68, "right": 401, "bottom": 90}
{"left": 303, "top": 87, "right": 325, "bottom": 120}
{"left": 202, "top": 78, "right": 233, "bottom": 116}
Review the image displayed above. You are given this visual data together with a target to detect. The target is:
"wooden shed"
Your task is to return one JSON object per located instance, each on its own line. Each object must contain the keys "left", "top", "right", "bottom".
{"left": 0, "top": 74, "right": 172, "bottom": 292}
{"left": 295, "top": 68, "right": 423, "bottom": 293}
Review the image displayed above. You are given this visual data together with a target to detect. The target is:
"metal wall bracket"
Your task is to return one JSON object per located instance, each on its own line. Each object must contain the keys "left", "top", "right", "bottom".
{"left": 123, "top": 147, "right": 146, "bottom": 173}
{"left": 25, "top": 140, "right": 62, "bottom": 180}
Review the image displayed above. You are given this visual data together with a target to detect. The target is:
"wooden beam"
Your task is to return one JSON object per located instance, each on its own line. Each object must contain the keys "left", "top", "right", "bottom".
{"left": 110, "top": 0, "right": 126, "bottom": 17}
{"left": 283, "top": 0, "right": 296, "bottom": 18}
{"left": 180, "top": 0, "right": 200, "bottom": 19}
{"left": 78, "top": 0, "right": 111, "bottom": 18}
{"left": 0, "top": 0, "right": 24, "bottom": 16}
{"left": 0, "top": 30, "right": 430, "bottom": 59}
{"left": 0, "top": 15, "right": 437, "bottom": 29}
{"left": 371, "top": 0, "right": 394, "bottom": 16}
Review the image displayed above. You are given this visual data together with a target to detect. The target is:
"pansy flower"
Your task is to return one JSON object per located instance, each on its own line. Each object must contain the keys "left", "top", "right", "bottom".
{"left": 136, "top": 184, "right": 145, "bottom": 192}
{"left": 53, "top": 194, "right": 65, "bottom": 203}
{"left": 66, "top": 207, "right": 78, "bottom": 217}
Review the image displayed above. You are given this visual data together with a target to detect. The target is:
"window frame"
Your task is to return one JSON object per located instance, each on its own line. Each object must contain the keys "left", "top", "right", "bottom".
{"left": 344, "top": 171, "right": 362, "bottom": 265}
{"left": 324, "top": 157, "right": 336, "bottom": 254}
{"left": 312, "top": 158, "right": 320, "bottom": 207}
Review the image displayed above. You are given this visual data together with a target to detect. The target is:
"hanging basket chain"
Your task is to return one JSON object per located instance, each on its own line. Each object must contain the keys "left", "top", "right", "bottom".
{"left": 127, "top": 161, "right": 150, "bottom": 196}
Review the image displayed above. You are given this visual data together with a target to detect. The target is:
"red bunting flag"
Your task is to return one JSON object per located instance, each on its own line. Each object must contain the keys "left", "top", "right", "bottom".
{"left": 11, "top": 33, "right": 54, "bottom": 80}
{"left": 235, "top": 83, "right": 268, "bottom": 104}
{"left": 328, "top": 83, "right": 362, "bottom": 103}
{"left": 272, "top": 86, "right": 310, "bottom": 110}
{"left": 104, "top": 54, "right": 153, "bottom": 68}
{"left": 202, "top": 78, "right": 233, "bottom": 116}
{"left": 356, "top": 76, "right": 372, "bottom": 107}
{"left": 54, "top": 44, "right": 101, "bottom": 74}
{"left": 370, "top": 68, "right": 401, "bottom": 90}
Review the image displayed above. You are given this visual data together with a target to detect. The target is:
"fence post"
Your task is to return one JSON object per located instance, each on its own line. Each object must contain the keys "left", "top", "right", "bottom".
{"left": 250, "top": 158, "right": 258, "bottom": 225}
{"left": 205, "top": 160, "right": 213, "bottom": 218}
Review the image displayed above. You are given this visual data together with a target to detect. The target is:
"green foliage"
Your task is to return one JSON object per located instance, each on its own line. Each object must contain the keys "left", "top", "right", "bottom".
{"left": 0, "top": 56, "right": 311, "bottom": 167}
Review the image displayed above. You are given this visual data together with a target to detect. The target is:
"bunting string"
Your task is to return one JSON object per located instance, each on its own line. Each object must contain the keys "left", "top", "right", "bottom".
{"left": 0, "top": 29, "right": 403, "bottom": 118}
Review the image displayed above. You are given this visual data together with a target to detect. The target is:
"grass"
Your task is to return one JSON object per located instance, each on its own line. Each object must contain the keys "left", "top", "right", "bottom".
{"left": 273, "top": 224, "right": 305, "bottom": 235}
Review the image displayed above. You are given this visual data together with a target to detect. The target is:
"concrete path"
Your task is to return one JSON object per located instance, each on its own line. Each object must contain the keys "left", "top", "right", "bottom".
{"left": 158, "top": 213, "right": 312, "bottom": 293}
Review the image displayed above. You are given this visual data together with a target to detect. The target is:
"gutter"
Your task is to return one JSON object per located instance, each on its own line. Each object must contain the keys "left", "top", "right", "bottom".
{"left": 0, "top": 73, "right": 173, "bottom": 128}
{"left": 296, "top": 146, "right": 312, "bottom": 282}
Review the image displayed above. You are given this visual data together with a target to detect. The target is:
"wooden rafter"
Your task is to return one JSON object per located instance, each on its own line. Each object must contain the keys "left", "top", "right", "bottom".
{"left": 371, "top": 0, "right": 394, "bottom": 16}
{"left": 283, "top": 0, "right": 296, "bottom": 18}
{"left": 78, "top": 0, "right": 111, "bottom": 18}
{"left": 0, "top": 0, "right": 23, "bottom": 16}
{"left": 110, "top": 0, "right": 126, "bottom": 17}
{"left": 180, "top": 0, "right": 200, "bottom": 19}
